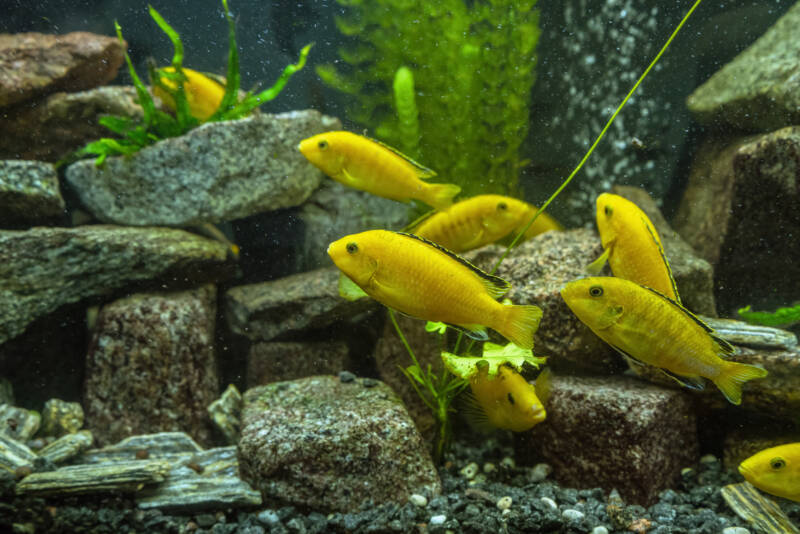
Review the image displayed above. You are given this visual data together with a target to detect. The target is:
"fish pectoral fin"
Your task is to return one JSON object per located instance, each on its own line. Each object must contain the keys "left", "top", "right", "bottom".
{"left": 445, "top": 323, "right": 489, "bottom": 341}
{"left": 660, "top": 369, "right": 706, "bottom": 390}
{"left": 586, "top": 246, "right": 611, "bottom": 275}
{"left": 459, "top": 230, "right": 486, "bottom": 251}
{"left": 339, "top": 167, "right": 361, "bottom": 187}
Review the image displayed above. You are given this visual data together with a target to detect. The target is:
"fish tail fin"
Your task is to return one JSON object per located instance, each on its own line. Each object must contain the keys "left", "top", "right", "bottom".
{"left": 425, "top": 183, "right": 461, "bottom": 210}
{"left": 499, "top": 304, "right": 543, "bottom": 350}
{"left": 713, "top": 362, "right": 768, "bottom": 405}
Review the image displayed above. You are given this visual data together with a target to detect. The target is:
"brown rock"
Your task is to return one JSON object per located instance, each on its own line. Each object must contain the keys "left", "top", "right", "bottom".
{"left": 515, "top": 375, "right": 698, "bottom": 506}
{"left": 246, "top": 341, "right": 351, "bottom": 387}
{"left": 674, "top": 127, "right": 800, "bottom": 314}
{"left": 83, "top": 285, "right": 219, "bottom": 447}
{"left": 0, "top": 32, "right": 124, "bottom": 108}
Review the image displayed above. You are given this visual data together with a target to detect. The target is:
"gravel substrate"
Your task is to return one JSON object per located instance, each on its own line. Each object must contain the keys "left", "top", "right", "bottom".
{"left": 3, "top": 434, "right": 799, "bottom": 533}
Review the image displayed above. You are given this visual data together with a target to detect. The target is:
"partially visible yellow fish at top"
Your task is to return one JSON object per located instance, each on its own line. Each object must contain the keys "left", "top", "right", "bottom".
{"left": 152, "top": 67, "right": 226, "bottom": 120}
{"left": 327, "top": 230, "right": 542, "bottom": 349}
{"left": 412, "top": 194, "right": 562, "bottom": 253}
{"left": 739, "top": 443, "right": 800, "bottom": 502}
{"left": 588, "top": 193, "right": 680, "bottom": 303}
{"left": 561, "top": 277, "right": 767, "bottom": 404}
{"left": 299, "top": 131, "right": 461, "bottom": 210}
{"left": 468, "top": 365, "right": 551, "bottom": 432}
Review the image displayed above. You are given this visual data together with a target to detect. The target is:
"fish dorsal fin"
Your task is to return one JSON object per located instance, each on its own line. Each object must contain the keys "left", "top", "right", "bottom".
{"left": 397, "top": 232, "right": 511, "bottom": 298}
{"left": 641, "top": 216, "right": 681, "bottom": 304}
{"left": 368, "top": 136, "right": 437, "bottom": 178}
{"left": 403, "top": 208, "right": 438, "bottom": 233}
{"left": 639, "top": 284, "right": 736, "bottom": 355}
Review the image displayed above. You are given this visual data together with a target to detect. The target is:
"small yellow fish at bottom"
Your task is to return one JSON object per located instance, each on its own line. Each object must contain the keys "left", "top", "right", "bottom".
{"left": 739, "top": 443, "right": 800, "bottom": 503}
{"left": 466, "top": 365, "right": 550, "bottom": 432}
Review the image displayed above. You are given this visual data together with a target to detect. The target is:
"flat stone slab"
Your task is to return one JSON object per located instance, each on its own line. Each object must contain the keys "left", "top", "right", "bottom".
{"left": 687, "top": 2, "right": 800, "bottom": 132}
{"left": 15, "top": 459, "right": 171, "bottom": 496}
{"left": 238, "top": 375, "right": 440, "bottom": 512}
{"left": 0, "top": 160, "right": 65, "bottom": 224}
{"left": 0, "top": 225, "right": 231, "bottom": 345}
{"left": 65, "top": 110, "right": 337, "bottom": 226}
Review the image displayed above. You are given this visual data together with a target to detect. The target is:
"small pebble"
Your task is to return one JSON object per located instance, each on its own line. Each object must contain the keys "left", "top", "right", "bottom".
{"left": 362, "top": 378, "right": 378, "bottom": 387}
{"left": 338, "top": 371, "right": 356, "bottom": 383}
{"left": 460, "top": 462, "right": 479, "bottom": 479}
{"left": 591, "top": 527, "right": 609, "bottom": 534}
{"left": 483, "top": 462, "right": 496, "bottom": 474}
{"left": 540, "top": 497, "right": 558, "bottom": 511}
{"left": 722, "top": 528, "right": 750, "bottom": 534}
{"left": 699, "top": 453, "right": 718, "bottom": 464}
{"left": 529, "top": 462, "right": 552, "bottom": 482}
{"left": 256, "top": 510, "right": 281, "bottom": 526}
{"left": 501, "top": 508, "right": 511, "bottom": 517}
{"left": 562, "top": 509, "right": 584, "bottom": 522}
{"left": 409, "top": 494, "right": 428, "bottom": 507}
{"left": 468, "top": 473, "right": 487, "bottom": 486}
{"left": 429, "top": 515, "right": 447, "bottom": 526}
{"left": 496, "top": 496, "right": 512, "bottom": 511}
{"left": 500, "top": 457, "right": 516, "bottom": 470}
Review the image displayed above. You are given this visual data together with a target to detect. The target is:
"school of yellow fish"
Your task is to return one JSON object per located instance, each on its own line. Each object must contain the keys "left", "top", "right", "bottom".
{"left": 298, "top": 130, "right": 788, "bottom": 506}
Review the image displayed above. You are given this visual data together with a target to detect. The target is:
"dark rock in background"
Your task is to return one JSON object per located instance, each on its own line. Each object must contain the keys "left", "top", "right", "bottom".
{"left": 0, "top": 32, "right": 124, "bottom": 108}
{"left": 238, "top": 375, "right": 440, "bottom": 512}
{"left": 83, "top": 285, "right": 219, "bottom": 447}
{"left": 516, "top": 374, "right": 698, "bottom": 506}
{"left": 674, "top": 126, "right": 800, "bottom": 315}
{"left": 247, "top": 340, "right": 351, "bottom": 387}
{"left": 0, "top": 160, "right": 65, "bottom": 225}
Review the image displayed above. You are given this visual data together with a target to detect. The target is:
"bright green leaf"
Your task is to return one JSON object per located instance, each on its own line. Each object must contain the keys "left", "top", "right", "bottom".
{"left": 337, "top": 273, "right": 368, "bottom": 301}
{"left": 425, "top": 321, "right": 447, "bottom": 335}
{"left": 738, "top": 304, "right": 800, "bottom": 327}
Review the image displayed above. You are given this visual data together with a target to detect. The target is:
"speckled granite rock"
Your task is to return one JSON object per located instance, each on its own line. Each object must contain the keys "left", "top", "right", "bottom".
{"left": 610, "top": 185, "right": 716, "bottom": 316}
{"left": 516, "top": 374, "right": 698, "bottom": 506}
{"left": 40, "top": 398, "right": 83, "bottom": 438}
{"left": 247, "top": 341, "right": 351, "bottom": 387}
{"left": 0, "top": 160, "right": 65, "bottom": 224}
{"left": 0, "top": 87, "right": 146, "bottom": 162}
{"left": 0, "top": 32, "right": 124, "bottom": 108}
{"left": 226, "top": 267, "right": 378, "bottom": 342}
{"left": 65, "top": 110, "right": 336, "bottom": 226}
{"left": 0, "top": 226, "right": 232, "bottom": 345}
{"left": 687, "top": 2, "right": 800, "bottom": 132}
{"left": 673, "top": 127, "right": 800, "bottom": 315}
{"left": 83, "top": 285, "right": 219, "bottom": 447}
{"left": 238, "top": 375, "right": 441, "bottom": 512}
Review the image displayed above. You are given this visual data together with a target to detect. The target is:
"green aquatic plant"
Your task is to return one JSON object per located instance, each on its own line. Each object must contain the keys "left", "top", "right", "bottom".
{"left": 318, "top": 0, "right": 540, "bottom": 198}
{"left": 738, "top": 304, "right": 800, "bottom": 327}
{"left": 68, "top": 0, "right": 310, "bottom": 167}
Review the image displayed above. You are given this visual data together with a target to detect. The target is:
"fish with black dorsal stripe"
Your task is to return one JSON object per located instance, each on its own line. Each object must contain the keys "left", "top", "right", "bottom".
{"left": 327, "top": 230, "right": 542, "bottom": 349}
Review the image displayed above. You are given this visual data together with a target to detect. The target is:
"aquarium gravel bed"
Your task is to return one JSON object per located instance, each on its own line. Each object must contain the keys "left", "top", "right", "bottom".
{"left": 4, "top": 435, "right": 797, "bottom": 534}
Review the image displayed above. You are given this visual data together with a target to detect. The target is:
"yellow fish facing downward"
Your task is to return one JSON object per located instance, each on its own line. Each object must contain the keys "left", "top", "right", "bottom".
{"left": 327, "top": 230, "right": 542, "bottom": 349}
{"left": 152, "top": 67, "right": 226, "bottom": 120}
{"left": 739, "top": 443, "right": 800, "bottom": 502}
{"left": 588, "top": 193, "right": 680, "bottom": 303}
{"left": 560, "top": 277, "right": 767, "bottom": 404}
{"left": 467, "top": 365, "right": 550, "bottom": 432}
{"left": 299, "top": 131, "right": 461, "bottom": 210}
{"left": 412, "top": 194, "right": 562, "bottom": 253}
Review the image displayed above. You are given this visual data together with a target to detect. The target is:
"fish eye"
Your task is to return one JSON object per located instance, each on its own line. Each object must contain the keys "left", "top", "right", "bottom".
{"left": 346, "top": 242, "right": 358, "bottom": 254}
{"left": 497, "top": 202, "right": 508, "bottom": 211}
{"left": 507, "top": 392, "right": 515, "bottom": 405}
{"left": 604, "top": 205, "right": 613, "bottom": 217}
{"left": 318, "top": 140, "right": 328, "bottom": 150}
{"left": 589, "top": 285, "right": 604, "bottom": 297}
{"left": 770, "top": 457, "right": 786, "bottom": 470}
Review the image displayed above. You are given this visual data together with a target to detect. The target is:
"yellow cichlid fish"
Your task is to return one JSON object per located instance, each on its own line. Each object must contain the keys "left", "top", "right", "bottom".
{"left": 468, "top": 365, "right": 550, "bottom": 432}
{"left": 739, "top": 443, "right": 800, "bottom": 502}
{"left": 152, "top": 67, "right": 226, "bottom": 120}
{"left": 298, "top": 131, "right": 461, "bottom": 210}
{"left": 412, "top": 194, "right": 562, "bottom": 253}
{"left": 588, "top": 193, "right": 680, "bottom": 303}
{"left": 327, "top": 230, "right": 542, "bottom": 348}
{"left": 560, "top": 277, "right": 767, "bottom": 404}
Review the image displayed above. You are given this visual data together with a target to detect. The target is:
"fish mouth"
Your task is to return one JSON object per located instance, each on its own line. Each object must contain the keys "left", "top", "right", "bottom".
{"left": 737, "top": 463, "right": 751, "bottom": 479}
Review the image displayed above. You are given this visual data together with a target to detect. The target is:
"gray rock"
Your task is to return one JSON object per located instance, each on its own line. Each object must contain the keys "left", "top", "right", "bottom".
{"left": 687, "top": 3, "right": 800, "bottom": 132}
{"left": 83, "top": 286, "right": 219, "bottom": 447}
{"left": 38, "top": 430, "right": 93, "bottom": 464}
{"left": 0, "top": 160, "right": 65, "bottom": 224}
{"left": 40, "top": 398, "right": 84, "bottom": 437}
{"left": 516, "top": 375, "right": 698, "bottom": 506}
{"left": 296, "top": 179, "right": 409, "bottom": 271}
{"left": 75, "top": 432, "right": 203, "bottom": 464}
{"left": 673, "top": 127, "right": 800, "bottom": 315}
{"left": 0, "top": 431, "right": 36, "bottom": 472}
{"left": 0, "top": 32, "right": 124, "bottom": 108}
{"left": 0, "top": 225, "right": 231, "bottom": 345}
{"left": 609, "top": 185, "right": 716, "bottom": 316}
{"left": 65, "top": 110, "right": 337, "bottom": 226}
{"left": 0, "top": 86, "right": 148, "bottom": 162}
{"left": 247, "top": 340, "right": 351, "bottom": 387}
{"left": 699, "top": 316, "right": 797, "bottom": 351}
{"left": 0, "top": 403, "right": 40, "bottom": 441}
{"left": 15, "top": 459, "right": 172, "bottom": 496}
{"left": 238, "top": 375, "right": 441, "bottom": 512}
{"left": 207, "top": 384, "right": 242, "bottom": 446}
{"left": 226, "top": 267, "right": 378, "bottom": 342}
